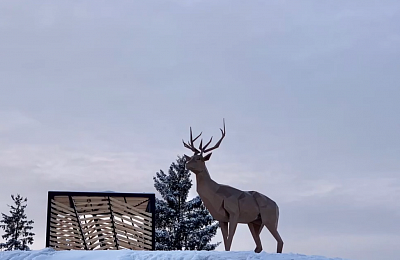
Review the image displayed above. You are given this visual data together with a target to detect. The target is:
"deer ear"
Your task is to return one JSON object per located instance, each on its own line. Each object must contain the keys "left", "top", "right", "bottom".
{"left": 184, "top": 154, "right": 191, "bottom": 161}
{"left": 203, "top": 153, "right": 212, "bottom": 161}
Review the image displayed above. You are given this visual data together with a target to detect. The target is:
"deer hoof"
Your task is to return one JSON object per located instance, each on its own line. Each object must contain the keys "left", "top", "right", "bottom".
{"left": 254, "top": 247, "right": 262, "bottom": 253}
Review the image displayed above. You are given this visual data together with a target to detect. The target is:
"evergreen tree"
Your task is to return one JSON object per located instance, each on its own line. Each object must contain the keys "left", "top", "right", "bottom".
{"left": 0, "top": 194, "right": 35, "bottom": 251}
{"left": 153, "top": 156, "right": 220, "bottom": 251}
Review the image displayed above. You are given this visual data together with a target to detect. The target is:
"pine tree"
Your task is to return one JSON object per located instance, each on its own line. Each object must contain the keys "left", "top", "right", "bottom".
{"left": 0, "top": 194, "right": 35, "bottom": 251}
{"left": 153, "top": 156, "right": 220, "bottom": 251}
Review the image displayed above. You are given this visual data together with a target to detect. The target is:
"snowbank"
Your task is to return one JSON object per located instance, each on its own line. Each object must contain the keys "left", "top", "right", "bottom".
{"left": 0, "top": 248, "right": 350, "bottom": 260}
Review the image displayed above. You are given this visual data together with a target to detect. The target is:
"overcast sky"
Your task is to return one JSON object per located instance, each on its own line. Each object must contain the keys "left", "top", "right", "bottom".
{"left": 0, "top": 1, "right": 399, "bottom": 260}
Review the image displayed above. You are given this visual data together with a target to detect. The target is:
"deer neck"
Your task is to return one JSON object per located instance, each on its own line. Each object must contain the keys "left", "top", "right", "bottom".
{"left": 195, "top": 166, "right": 219, "bottom": 195}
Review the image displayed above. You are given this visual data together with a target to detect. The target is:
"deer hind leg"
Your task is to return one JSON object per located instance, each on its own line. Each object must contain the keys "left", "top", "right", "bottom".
{"left": 248, "top": 222, "right": 263, "bottom": 253}
{"left": 260, "top": 207, "right": 283, "bottom": 253}
{"left": 219, "top": 221, "right": 229, "bottom": 251}
{"left": 265, "top": 223, "right": 283, "bottom": 253}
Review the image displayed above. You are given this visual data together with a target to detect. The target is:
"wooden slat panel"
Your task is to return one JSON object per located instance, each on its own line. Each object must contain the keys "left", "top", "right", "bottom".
{"left": 53, "top": 196, "right": 70, "bottom": 204}
{"left": 86, "top": 237, "right": 115, "bottom": 249}
{"left": 49, "top": 233, "right": 83, "bottom": 244}
{"left": 116, "top": 233, "right": 152, "bottom": 249}
{"left": 116, "top": 239, "right": 143, "bottom": 250}
{"left": 113, "top": 197, "right": 148, "bottom": 206}
{"left": 49, "top": 241, "right": 83, "bottom": 249}
{"left": 110, "top": 197, "right": 152, "bottom": 218}
{"left": 52, "top": 200, "right": 75, "bottom": 214}
{"left": 51, "top": 204, "right": 75, "bottom": 217}
{"left": 50, "top": 241, "right": 83, "bottom": 250}
{"left": 48, "top": 194, "right": 154, "bottom": 251}
{"left": 83, "top": 221, "right": 113, "bottom": 231}
{"left": 51, "top": 214, "right": 76, "bottom": 224}
{"left": 115, "top": 227, "right": 152, "bottom": 244}
{"left": 50, "top": 227, "right": 80, "bottom": 237}
{"left": 124, "top": 197, "right": 147, "bottom": 203}
{"left": 113, "top": 213, "right": 152, "bottom": 232}
{"left": 118, "top": 232, "right": 150, "bottom": 248}
{"left": 80, "top": 219, "right": 111, "bottom": 228}
{"left": 51, "top": 220, "right": 79, "bottom": 229}
{"left": 51, "top": 217, "right": 80, "bottom": 227}
{"left": 118, "top": 214, "right": 151, "bottom": 229}
{"left": 114, "top": 229, "right": 150, "bottom": 247}
{"left": 116, "top": 235, "right": 140, "bottom": 247}
{"left": 49, "top": 242, "right": 79, "bottom": 250}
{"left": 72, "top": 197, "right": 108, "bottom": 203}
{"left": 50, "top": 218, "right": 79, "bottom": 229}
{"left": 81, "top": 218, "right": 97, "bottom": 224}
{"left": 116, "top": 234, "right": 152, "bottom": 250}
{"left": 83, "top": 227, "right": 113, "bottom": 239}
{"left": 49, "top": 229, "right": 81, "bottom": 240}
{"left": 124, "top": 197, "right": 149, "bottom": 211}
{"left": 77, "top": 209, "right": 111, "bottom": 215}
{"left": 50, "top": 215, "right": 77, "bottom": 226}
{"left": 50, "top": 218, "right": 80, "bottom": 229}
{"left": 86, "top": 237, "right": 113, "bottom": 247}
{"left": 124, "top": 197, "right": 149, "bottom": 208}
{"left": 84, "top": 230, "right": 113, "bottom": 242}
{"left": 115, "top": 229, "right": 141, "bottom": 242}
{"left": 126, "top": 197, "right": 149, "bottom": 207}
{"left": 50, "top": 211, "right": 77, "bottom": 221}
{"left": 111, "top": 208, "right": 148, "bottom": 228}
{"left": 49, "top": 239, "right": 83, "bottom": 248}
{"left": 73, "top": 201, "right": 108, "bottom": 206}
{"left": 115, "top": 230, "right": 142, "bottom": 246}
{"left": 113, "top": 219, "right": 152, "bottom": 238}
{"left": 75, "top": 205, "right": 110, "bottom": 212}
{"left": 113, "top": 211, "right": 146, "bottom": 227}
{"left": 77, "top": 215, "right": 110, "bottom": 221}
{"left": 85, "top": 232, "right": 114, "bottom": 244}
{"left": 86, "top": 236, "right": 115, "bottom": 246}
{"left": 110, "top": 201, "right": 152, "bottom": 224}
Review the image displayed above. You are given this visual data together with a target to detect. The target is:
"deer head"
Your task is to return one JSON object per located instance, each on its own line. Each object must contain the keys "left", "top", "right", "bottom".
{"left": 183, "top": 119, "right": 226, "bottom": 174}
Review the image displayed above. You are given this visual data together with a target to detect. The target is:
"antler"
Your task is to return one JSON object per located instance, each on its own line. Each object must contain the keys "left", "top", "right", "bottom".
{"left": 183, "top": 119, "right": 226, "bottom": 155}
{"left": 182, "top": 127, "right": 202, "bottom": 154}
{"left": 201, "top": 118, "right": 226, "bottom": 154}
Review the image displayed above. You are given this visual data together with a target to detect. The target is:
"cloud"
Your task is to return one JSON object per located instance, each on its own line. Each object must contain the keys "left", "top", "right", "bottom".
{"left": 0, "top": 110, "right": 40, "bottom": 133}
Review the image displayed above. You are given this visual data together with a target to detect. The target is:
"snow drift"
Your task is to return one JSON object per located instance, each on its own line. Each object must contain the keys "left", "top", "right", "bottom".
{"left": 0, "top": 248, "right": 350, "bottom": 260}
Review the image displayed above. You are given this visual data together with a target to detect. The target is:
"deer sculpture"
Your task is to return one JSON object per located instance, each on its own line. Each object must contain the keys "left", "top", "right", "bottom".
{"left": 182, "top": 119, "right": 283, "bottom": 253}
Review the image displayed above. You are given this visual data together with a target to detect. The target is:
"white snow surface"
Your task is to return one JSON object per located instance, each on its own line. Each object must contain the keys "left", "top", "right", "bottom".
{"left": 0, "top": 248, "right": 351, "bottom": 260}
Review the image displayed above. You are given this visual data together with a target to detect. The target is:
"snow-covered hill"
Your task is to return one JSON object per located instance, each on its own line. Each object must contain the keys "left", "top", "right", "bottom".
{"left": 0, "top": 248, "right": 350, "bottom": 260}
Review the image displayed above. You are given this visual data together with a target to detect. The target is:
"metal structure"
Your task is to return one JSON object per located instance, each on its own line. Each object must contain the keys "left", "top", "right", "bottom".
{"left": 46, "top": 191, "right": 155, "bottom": 251}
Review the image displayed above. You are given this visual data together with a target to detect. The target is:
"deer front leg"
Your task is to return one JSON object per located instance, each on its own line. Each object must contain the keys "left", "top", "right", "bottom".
{"left": 248, "top": 222, "right": 263, "bottom": 253}
{"left": 219, "top": 221, "right": 229, "bottom": 250}
{"left": 225, "top": 215, "right": 238, "bottom": 251}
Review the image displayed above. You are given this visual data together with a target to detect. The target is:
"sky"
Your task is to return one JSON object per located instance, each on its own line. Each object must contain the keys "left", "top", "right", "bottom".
{"left": 0, "top": 1, "right": 399, "bottom": 260}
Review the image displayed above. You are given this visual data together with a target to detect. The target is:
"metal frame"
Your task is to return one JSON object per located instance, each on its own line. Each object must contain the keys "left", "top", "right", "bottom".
{"left": 46, "top": 191, "right": 156, "bottom": 250}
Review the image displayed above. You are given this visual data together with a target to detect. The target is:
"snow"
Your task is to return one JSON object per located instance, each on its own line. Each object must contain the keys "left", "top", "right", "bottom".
{"left": 0, "top": 248, "right": 351, "bottom": 260}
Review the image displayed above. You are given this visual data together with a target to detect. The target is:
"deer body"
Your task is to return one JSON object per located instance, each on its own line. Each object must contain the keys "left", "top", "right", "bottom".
{"left": 192, "top": 168, "right": 261, "bottom": 223}
{"left": 183, "top": 120, "right": 283, "bottom": 253}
